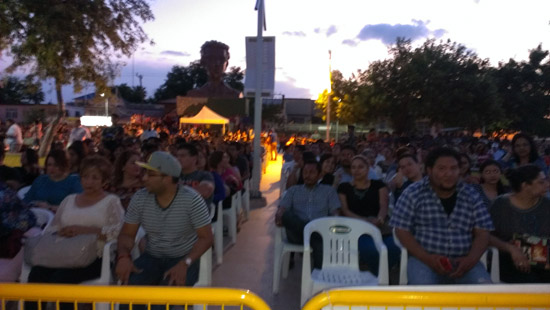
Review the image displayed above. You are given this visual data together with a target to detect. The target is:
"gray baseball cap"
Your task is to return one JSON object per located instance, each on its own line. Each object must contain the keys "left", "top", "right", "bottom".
{"left": 136, "top": 151, "right": 182, "bottom": 178}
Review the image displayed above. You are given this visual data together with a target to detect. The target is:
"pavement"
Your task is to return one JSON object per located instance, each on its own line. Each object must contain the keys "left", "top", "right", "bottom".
{"left": 211, "top": 156, "right": 303, "bottom": 310}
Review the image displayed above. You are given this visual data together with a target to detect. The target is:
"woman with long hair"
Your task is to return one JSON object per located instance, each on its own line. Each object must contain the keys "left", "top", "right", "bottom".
{"left": 504, "top": 133, "right": 548, "bottom": 175}
{"left": 111, "top": 150, "right": 143, "bottom": 210}
{"left": 473, "top": 160, "right": 509, "bottom": 207}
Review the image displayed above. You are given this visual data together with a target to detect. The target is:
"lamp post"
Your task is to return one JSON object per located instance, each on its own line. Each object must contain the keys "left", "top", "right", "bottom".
{"left": 99, "top": 93, "right": 109, "bottom": 116}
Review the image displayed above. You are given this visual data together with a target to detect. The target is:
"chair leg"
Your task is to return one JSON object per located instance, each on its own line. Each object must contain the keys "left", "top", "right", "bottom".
{"left": 281, "top": 251, "right": 291, "bottom": 279}
{"left": 214, "top": 223, "right": 223, "bottom": 265}
{"left": 272, "top": 242, "right": 283, "bottom": 294}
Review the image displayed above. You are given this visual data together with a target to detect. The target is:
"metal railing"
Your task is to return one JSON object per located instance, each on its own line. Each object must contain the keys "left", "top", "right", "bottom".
{"left": 0, "top": 284, "right": 271, "bottom": 310}
{"left": 302, "top": 285, "right": 550, "bottom": 310}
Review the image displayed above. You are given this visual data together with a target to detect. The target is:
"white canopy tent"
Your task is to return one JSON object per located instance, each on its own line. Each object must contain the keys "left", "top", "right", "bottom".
{"left": 179, "top": 105, "right": 229, "bottom": 133}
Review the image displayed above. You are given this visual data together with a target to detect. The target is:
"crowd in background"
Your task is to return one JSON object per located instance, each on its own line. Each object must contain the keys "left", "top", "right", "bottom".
{"left": 1, "top": 116, "right": 549, "bottom": 288}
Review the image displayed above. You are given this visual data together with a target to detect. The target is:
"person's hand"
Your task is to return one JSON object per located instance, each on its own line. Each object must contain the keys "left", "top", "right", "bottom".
{"left": 510, "top": 246, "right": 531, "bottom": 273}
{"left": 58, "top": 225, "right": 93, "bottom": 237}
{"left": 449, "top": 255, "right": 478, "bottom": 278}
{"left": 394, "top": 170, "right": 404, "bottom": 188}
{"left": 116, "top": 256, "right": 141, "bottom": 285}
{"left": 424, "top": 254, "right": 452, "bottom": 275}
{"left": 164, "top": 261, "right": 188, "bottom": 286}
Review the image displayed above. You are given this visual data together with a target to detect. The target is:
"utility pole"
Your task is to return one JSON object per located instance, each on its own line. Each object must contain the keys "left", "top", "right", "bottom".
{"left": 251, "top": 0, "right": 265, "bottom": 196}
{"left": 136, "top": 73, "right": 143, "bottom": 88}
{"left": 326, "top": 50, "right": 332, "bottom": 142}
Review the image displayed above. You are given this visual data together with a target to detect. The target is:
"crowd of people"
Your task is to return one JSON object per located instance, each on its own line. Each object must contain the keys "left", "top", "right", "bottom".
{"left": 277, "top": 129, "right": 550, "bottom": 284}
{"left": 1, "top": 117, "right": 549, "bottom": 307}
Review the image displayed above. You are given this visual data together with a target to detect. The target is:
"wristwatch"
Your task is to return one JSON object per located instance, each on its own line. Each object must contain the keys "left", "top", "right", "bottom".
{"left": 184, "top": 257, "right": 192, "bottom": 267}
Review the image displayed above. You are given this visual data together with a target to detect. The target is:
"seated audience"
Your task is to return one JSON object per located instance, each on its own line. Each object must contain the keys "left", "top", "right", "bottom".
{"left": 26, "top": 156, "right": 124, "bottom": 310}
{"left": 389, "top": 154, "right": 423, "bottom": 202}
{"left": 111, "top": 150, "right": 143, "bottom": 210}
{"left": 489, "top": 165, "right": 550, "bottom": 283}
{"left": 16, "top": 148, "right": 41, "bottom": 187}
{"left": 23, "top": 149, "right": 82, "bottom": 212}
{"left": 473, "top": 160, "right": 509, "bottom": 207}
{"left": 319, "top": 153, "right": 336, "bottom": 186}
{"left": 338, "top": 155, "right": 400, "bottom": 274}
{"left": 275, "top": 160, "right": 341, "bottom": 268}
{"left": 391, "top": 147, "right": 494, "bottom": 285}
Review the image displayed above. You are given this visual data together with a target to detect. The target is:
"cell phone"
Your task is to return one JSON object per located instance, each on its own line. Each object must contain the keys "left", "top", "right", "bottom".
{"left": 440, "top": 257, "right": 453, "bottom": 271}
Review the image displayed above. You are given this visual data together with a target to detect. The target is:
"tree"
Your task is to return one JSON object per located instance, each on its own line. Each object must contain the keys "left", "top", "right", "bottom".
{"left": 315, "top": 70, "right": 361, "bottom": 125}
{"left": 0, "top": 75, "right": 44, "bottom": 104}
{"left": 356, "top": 38, "right": 502, "bottom": 133}
{"left": 116, "top": 83, "right": 147, "bottom": 103}
{"left": 153, "top": 62, "right": 245, "bottom": 101}
{"left": 493, "top": 45, "right": 550, "bottom": 135}
{"left": 1, "top": 0, "right": 154, "bottom": 156}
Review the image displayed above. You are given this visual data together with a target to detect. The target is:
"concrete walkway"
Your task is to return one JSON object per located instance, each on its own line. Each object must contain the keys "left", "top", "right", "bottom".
{"left": 212, "top": 156, "right": 302, "bottom": 310}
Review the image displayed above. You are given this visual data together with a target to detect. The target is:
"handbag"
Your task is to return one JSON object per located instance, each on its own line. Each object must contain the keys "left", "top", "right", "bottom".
{"left": 24, "top": 233, "right": 98, "bottom": 268}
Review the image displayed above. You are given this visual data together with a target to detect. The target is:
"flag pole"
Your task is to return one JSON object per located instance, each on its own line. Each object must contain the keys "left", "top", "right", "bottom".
{"left": 251, "top": 0, "right": 265, "bottom": 196}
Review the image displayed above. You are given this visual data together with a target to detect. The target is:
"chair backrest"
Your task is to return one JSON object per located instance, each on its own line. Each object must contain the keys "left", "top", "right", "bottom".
{"left": 208, "top": 203, "right": 216, "bottom": 222}
{"left": 17, "top": 185, "right": 31, "bottom": 200}
{"left": 30, "top": 208, "right": 54, "bottom": 230}
{"left": 304, "top": 217, "right": 384, "bottom": 270}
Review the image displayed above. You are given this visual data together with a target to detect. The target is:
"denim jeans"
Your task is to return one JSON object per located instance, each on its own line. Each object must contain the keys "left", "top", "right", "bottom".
{"left": 407, "top": 255, "right": 492, "bottom": 285}
{"left": 119, "top": 252, "right": 200, "bottom": 310}
{"left": 358, "top": 235, "right": 401, "bottom": 275}
{"left": 282, "top": 209, "right": 323, "bottom": 269}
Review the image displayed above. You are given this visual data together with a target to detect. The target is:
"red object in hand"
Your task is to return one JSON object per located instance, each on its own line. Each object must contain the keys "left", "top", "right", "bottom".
{"left": 440, "top": 257, "right": 453, "bottom": 271}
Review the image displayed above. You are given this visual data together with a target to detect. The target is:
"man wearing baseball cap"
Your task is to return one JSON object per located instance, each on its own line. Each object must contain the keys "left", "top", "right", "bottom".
{"left": 115, "top": 151, "right": 213, "bottom": 293}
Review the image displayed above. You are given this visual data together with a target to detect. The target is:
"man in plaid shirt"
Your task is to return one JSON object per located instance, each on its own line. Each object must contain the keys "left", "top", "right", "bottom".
{"left": 390, "top": 147, "right": 494, "bottom": 284}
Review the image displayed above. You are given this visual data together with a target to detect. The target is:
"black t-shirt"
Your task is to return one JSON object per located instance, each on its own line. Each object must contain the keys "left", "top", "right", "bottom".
{"left": 337, "top": 180, "right": 386, "bottom": 218}
{"left": 440, "top": 192, "right": 457, "bottom": 216}
{"left": 320, "top": 173, "right": 335, "bottom": 186}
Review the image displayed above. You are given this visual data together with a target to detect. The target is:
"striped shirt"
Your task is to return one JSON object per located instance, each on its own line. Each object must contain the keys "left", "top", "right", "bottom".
{"left": 390, "top": 177, "right": 494, "bottom": 257}
{"left": 125, "top": 185, "right": 210, "bottom": 258}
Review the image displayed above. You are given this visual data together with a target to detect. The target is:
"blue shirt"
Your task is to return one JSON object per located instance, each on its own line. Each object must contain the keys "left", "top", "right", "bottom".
{"left": 279, "top": 183, "right": 341, "bottom": 222}
{"left": 390, "top": 177, "right": 494, "bottom": 257}
{"left": 23, "top": 174, "right": 82, "bottom": 206}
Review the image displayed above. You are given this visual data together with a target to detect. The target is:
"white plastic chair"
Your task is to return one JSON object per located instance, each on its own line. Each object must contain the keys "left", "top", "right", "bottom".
{"left": 30, "top": 208, "right": 54, "bottom": 231}
{"left": 393, "top": 228, "right": 501, "bottom": 285}
{"left": 272, "top": 226, "right": 304, "bottom": 294}
{"left": 242, "top": 179, "right": 251, "bottom": 220}
{"left": 211, "top": 201, "right": 224, "bottom": 265}
{"left": 301, "top": 217, "right": 389, "bottom": 306}
{"left": 222, "top": 193, "right": 239, "bottom": 245}
{"left": 17, "top": 185, "right": 31, "bottom": 200}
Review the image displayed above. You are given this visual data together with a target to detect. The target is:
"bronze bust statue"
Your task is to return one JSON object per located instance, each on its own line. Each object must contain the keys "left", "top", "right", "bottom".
{"left": 187, "top": 40, "right": 240, "bottom": 98}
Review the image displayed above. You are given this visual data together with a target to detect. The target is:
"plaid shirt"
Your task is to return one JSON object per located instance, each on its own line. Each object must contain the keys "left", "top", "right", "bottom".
{"left": 279, "top": 183, "right": 341, "bottom": 222}
{"left": 390, "top": 177, "right": 494, "bottom": 257}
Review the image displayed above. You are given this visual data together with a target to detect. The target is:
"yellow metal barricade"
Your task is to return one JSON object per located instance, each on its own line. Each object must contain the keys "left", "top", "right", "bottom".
{"left": 0, "top": 284, "right": 270, "bottom": 310}
{"left": 303, "top": 286, "right": 550, "bottom": 310}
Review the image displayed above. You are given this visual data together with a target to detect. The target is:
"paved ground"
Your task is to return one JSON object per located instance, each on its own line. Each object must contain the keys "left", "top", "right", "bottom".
{"left": 211, "top": 156, "right": 303, "bottom": 310}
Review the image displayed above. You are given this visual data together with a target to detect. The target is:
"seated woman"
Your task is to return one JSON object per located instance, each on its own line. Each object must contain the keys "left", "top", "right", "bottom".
{"left": 209, "top": 151, "right": 236, "bottom": 210}
{"left": 473, "top": 159, "right": 509, "bottom": 207}
{"left": 26, "top": 156, "right": 124, "bottom": 310}
{"left": 489, "top": 164, "right": 550, "bottom": 283}
{"left": 319, "top": 153, "right": 336, "bottom": 186}
{"left": 23, "top": 149, "right": 82, "bottom": 212}
{"left": 111, "top": 150, "right": 143, "bottom": 210}
{"left": 337, "top": 155, "right": 400, "bottom": 275}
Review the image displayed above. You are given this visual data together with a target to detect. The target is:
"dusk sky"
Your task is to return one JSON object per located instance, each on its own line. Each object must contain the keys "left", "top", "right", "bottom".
{"left": 7, "top": 0, "right": 550, "bottom": 103}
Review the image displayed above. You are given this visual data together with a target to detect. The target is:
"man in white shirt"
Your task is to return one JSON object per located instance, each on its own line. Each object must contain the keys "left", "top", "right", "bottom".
{"left": 4, "top": 119, "right": 23, "bottom": 152}
{"left": 68, "top": 119, "right": 91, "bottom": 147}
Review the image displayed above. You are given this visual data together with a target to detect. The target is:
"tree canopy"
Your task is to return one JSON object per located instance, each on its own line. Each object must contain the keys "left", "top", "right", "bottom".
{"left": 153, "top": 62, "right": 244, "bottom": 101}
{"left": 316, "top": 38, "right": 550, "bottom": 135}
{"left": 0, "top": 76, "right": 44, "bottom": 105}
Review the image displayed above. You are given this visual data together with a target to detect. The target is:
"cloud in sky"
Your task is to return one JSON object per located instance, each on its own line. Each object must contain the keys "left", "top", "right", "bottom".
{"left": 282, "top": 31, "right": 306, "bottom": 37}
{"left": 314, "top": 25, "right": 338, "bottom": 37}
{"left": 160, "top": 50, "right": 191, "bottom": 57}
{"left": 275, "top": 80, "right": 312, "bottom": 99}
{"left": 354, "top": 20, "right": 446, "bottom": 45}
{"left": 342, "top": 39, "right": 358, "bottom": 47}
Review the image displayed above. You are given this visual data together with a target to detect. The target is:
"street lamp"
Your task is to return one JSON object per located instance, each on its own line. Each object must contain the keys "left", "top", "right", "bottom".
{"left": 99, "top": 93, "right": 109, "bottom": 116}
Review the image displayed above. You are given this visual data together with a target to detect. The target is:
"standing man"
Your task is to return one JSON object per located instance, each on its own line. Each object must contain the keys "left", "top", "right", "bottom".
{"left": 176, "top": 143, "right": 215, "bottom": 205}
{"left": 390, "top": 147, "right": 494, "bottom": 284}
{"left": 67, "top": 119, "right": 91, "bottom": 147}
{"left": 4, "top": 119, "right": 23, "bottom": 152}
{"left": 116, "top": 151, "right": 213, "bottom": 292}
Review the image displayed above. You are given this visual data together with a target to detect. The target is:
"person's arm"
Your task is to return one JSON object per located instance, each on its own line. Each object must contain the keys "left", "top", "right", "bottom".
{"left": 115, "top": 222, "right": 140, "bottom": 285}
{"left": 376, "top": 186, "right": 389, "bottom": 224}
{"left": 275, "top": 186, "right": 294, "bottom": 226}
{"left": 192, "top": 181, "right": 214, "bottom": 200}
{"left": 285, "top": 166, "right": 300, "bottom": 189}
{"left": 489, "top": 235, "right": 530, "bottom": 273}
{"left": 450, "top": 228, "right": 490, "bottom": 278}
